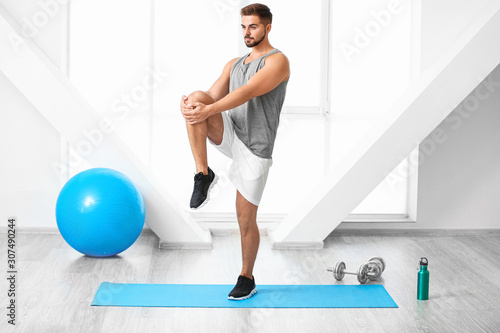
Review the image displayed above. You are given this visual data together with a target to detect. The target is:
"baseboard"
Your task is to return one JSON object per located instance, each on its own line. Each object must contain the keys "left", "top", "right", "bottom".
{"left": 329, "top": 227, "right": 500, "bottom": 237}
{"left": 2, "top": 223, "right": 498, "bottom": 241}
{"left": 190, "top": 212, "right": 286, "bottom": 223}
{"left": 0, "top": 226, "right": 156, "bottom": 235}
{"left": 158, "top": 240, "right": 213, "bottom": 250}
{"left": 268, "top": 233, "right": 324, "bottom": 250}
{"left": 270, "top": 240, "right": 325, "bottom": 250}
{"left": 0, "top": 213, "right": 416, "bottom": 235}
{"left": 198, "top": 221, "right": 279, "bottom": 236}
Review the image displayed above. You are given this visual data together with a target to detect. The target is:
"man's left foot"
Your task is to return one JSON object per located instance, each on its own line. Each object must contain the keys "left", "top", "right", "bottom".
{"left": 190, "top": 167, "right": 218, "bottom": 209}
{"left": 228, "top": 275, "right": 257, "bottom": 300}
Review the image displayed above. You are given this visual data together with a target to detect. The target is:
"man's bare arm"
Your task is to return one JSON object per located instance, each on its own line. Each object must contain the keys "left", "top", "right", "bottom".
{"left": 203, "top": 53, "right": 289, "bottom": 115}
{"left": 182, "top": 53, "right": 290, "bottom": 125}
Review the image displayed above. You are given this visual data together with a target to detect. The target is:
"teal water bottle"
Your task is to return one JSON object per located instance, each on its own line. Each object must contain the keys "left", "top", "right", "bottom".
{"left": 417, "top": 257, "right": 429, "bottom": 300}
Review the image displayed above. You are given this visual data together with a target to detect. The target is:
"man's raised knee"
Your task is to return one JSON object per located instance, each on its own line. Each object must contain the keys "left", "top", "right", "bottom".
{"left": 187, "top": 90, "right": 216, "bottom": 105}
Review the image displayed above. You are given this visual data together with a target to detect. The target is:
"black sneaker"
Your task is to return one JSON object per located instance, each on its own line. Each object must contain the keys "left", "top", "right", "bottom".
{"left": 228, "top": 275, "right": 257, "bottom": 300}
{"left": 190, "top": 167, "right": 218, "bottom": 209}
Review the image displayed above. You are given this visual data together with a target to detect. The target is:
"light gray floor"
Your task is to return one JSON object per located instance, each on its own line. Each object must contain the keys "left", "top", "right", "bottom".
{"left": 1, "top": 230, "right": 499, "bottom": 333}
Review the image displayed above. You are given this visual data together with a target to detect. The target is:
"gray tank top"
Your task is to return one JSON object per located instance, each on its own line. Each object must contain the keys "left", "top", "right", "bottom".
{"left": 228, "top": 48, "right": 288, "bottom": 159}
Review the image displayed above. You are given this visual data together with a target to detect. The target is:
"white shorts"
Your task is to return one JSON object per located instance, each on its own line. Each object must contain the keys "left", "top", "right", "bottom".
{"left": 209, "top": 112, "right": 273, "bottom": 206}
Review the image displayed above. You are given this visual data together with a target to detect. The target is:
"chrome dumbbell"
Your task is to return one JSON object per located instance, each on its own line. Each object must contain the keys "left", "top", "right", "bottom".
{"left": 327, "top": 257, "right": 386, "bottom": 284}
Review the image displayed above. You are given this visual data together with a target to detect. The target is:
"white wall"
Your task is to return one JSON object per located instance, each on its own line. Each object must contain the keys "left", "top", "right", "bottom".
{"left": 0, "top": 0, "right": 64, "bottom": 229}
{"left": 416, "top": 63, "right": 500, "bottom": 229}
{"left": 416, "top": 0, "right": 499, "bottom": 229}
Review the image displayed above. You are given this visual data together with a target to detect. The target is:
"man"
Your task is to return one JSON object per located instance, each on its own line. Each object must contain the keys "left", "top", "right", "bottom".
{"left": 180, "top": 3, "right": 289, "bottom": 300}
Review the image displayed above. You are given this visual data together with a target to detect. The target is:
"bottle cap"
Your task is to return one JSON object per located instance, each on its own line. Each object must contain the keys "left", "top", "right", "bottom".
{"left": 419, "top": 257, "right": 428, "bottom": 266}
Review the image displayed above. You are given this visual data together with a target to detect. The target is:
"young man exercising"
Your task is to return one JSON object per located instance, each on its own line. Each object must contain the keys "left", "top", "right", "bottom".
{"left": 180, "top": 3, "right": 289, "bottom": 300}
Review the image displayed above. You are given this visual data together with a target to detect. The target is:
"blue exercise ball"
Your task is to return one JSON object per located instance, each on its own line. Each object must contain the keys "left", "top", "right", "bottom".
{"left": 56, "top": 168, "right": 145, "bottom": 257}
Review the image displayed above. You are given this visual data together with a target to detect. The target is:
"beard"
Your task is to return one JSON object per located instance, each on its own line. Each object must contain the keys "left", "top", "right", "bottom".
{"left": 244, "top": 31, "right": 266, "bottom": 48}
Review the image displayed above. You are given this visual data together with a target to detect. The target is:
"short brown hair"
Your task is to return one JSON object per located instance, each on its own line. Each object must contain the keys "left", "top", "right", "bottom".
{"left": 240, "top": 3, "right": 272, "bottom": 26}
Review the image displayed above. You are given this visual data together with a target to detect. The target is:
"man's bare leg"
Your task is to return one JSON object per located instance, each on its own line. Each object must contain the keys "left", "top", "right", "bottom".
{"left": 236, "top": 191, "right": 260, "bottom": 279}
{"left": 184, "top": 91, "right": 223, "bottom": 174}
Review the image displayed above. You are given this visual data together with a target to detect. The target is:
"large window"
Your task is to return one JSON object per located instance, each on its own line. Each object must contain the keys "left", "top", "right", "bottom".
{"left": 69, "top": 0, "right": 151, "bottom": 169}
{"left": 69, "top": 0, "right": 416, "bottom": 220}
{"left": 330, "top": 0, "right": 414, "bottom": 219}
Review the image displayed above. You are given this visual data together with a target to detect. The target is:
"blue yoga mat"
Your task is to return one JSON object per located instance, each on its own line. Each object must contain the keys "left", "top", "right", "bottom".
{"left": 91, "top": 282, "right": 398, "bottom": 308}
